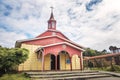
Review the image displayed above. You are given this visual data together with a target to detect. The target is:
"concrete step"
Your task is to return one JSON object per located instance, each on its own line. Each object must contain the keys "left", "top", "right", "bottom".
{"left": 32, "top": 74, "right": 111, "bottom": 80}
{"left": 26, "top": 70, "right": 98, "bottom": 75}
{"left": 29, "top": 72, "right": 104, "bottom": 78}
{"left": 25, "top": 70, "right": 112, "bottom": 80}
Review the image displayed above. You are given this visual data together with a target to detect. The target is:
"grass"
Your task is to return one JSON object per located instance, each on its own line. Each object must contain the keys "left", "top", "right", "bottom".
{"left": 0, "top": 73, "right": 30, "bottom": 80}
{"left": 90, "top": 65, "right": 120, "bottom": 73}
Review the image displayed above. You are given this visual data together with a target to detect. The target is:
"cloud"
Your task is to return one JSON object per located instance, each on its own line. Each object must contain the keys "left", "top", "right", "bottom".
{"left": 0, "top": 0, "right": 120, "bottom": 51}
{"left": 0, "top": 29, "right": 27, "bottom": 47}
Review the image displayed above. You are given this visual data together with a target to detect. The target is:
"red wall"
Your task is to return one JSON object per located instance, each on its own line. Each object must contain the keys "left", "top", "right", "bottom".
{"left": 36, "top": 31, "right": 68, "bottom": 40}
{"left": 44, "top": 44, "right": 81, "bottom": 57}
{"left": 23, "top": 37, "right": 66, "bottom": 46}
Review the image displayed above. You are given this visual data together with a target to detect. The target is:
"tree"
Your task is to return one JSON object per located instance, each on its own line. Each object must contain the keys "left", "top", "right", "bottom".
{"left": 83, "top": 48, "right": 109, "bottom": 57}
{"left": 0, "top": 46, "right": 29, "bottom": 74}
{"left": 109, "top": 46, "right": 117, "bottom": 53}
{"left": 83, "top": 48, "right": 97, "bottom": 57}
{"left": 101, "top": 49, "right": 107, "bottom": 53}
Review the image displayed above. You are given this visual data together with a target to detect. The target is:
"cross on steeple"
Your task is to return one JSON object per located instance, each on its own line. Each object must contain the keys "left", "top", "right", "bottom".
{"left": 50, "top": 6, "right": 54, "bottom": 13}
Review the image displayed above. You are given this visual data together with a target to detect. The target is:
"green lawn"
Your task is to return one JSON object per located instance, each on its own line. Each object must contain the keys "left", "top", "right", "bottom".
{"left": 0, "top": 73, "right": 30, "bottom": 80}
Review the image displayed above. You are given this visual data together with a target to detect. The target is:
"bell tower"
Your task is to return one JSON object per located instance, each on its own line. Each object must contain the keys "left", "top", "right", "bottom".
{"left": 48, "top": 7, "right": 56, "bottom": 30}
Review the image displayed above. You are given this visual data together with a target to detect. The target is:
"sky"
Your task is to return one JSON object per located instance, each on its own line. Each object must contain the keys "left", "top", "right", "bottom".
{"left": 0, "top": 0, "right": 120, "bottom": 51}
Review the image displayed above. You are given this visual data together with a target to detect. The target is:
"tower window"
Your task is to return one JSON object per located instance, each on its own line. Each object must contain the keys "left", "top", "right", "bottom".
{"left": 48, "top": 24, "right": 51, "bottom": 28}
{"left": 52, "top": 22, "right": 55, "bottom": 28}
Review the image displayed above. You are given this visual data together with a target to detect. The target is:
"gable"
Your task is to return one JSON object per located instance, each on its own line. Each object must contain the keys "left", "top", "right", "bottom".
{"left": 36, "top": 30, "right": 69, "bottom": 40}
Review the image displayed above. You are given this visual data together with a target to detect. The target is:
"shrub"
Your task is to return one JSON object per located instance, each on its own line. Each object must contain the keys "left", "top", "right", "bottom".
{"left": 0, "top": 46, "right": 29, "bottom": 75}
{"left": 106, "top": 65, "right": 120, "bottom": 72}
{"left": 0, "top": 73, "right": 30, "bottom": 80}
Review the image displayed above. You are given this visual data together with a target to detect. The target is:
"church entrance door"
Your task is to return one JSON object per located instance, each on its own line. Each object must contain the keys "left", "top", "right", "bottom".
{"left": 51, "top": 54, "right": 55, "bottom": 70}
{"left": 57, "top": 55, "right": 60, "bottom": 70}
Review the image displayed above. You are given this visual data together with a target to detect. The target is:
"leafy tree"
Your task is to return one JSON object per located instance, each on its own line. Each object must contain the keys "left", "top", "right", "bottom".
{"left": 83, "top": 48, "right": 97, "bottom": 56}
{"left": 83, "top": 48, "right": 109, "bottom": 57}
{"left": 109, "top": 46, "right": 118, "bottom": 53}
{"left": 101, "top": 49, "right": 107, "bottom": 53}
{"left": 0, "top": 46, "right": 29, "bottom": 74}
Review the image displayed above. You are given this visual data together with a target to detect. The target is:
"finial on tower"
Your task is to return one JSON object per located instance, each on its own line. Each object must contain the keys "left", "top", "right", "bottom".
{"left": 49, "top": 6, "right": 54, "bottom": 20}
{"left": 50, "top": 6, "right": 54, "bottom": 13}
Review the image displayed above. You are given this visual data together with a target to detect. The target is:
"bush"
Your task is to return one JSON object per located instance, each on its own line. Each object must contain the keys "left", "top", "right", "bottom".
{"left": 90, "top": 65, "right": 120, "bottom": 73}
{"left": 106, "top": 65, "right": 120, "bottom": 72}
{"left": 0, "top": 46, "right": 29, "bottom": 75}
{"left": 0, "top": 73, "right": 30, "bottom": 80}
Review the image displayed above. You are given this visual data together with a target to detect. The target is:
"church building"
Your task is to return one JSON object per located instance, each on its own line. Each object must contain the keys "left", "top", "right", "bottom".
{"left": 15, "top": 8, "right": 85, "bottom": 71}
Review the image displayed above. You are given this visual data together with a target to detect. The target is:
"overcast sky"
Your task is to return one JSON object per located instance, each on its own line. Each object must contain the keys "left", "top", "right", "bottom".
{"left": 0, "top": 0, "right": 120, "bottom": 51}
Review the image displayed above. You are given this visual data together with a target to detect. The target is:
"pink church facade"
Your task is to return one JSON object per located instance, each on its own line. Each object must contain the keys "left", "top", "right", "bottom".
{"left": 16, "top": 9, "right": 85, "bottom": 71}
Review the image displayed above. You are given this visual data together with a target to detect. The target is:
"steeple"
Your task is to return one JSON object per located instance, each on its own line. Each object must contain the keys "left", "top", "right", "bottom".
{"left": 48, "top": 7, "right": 56, "bottom": 30}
